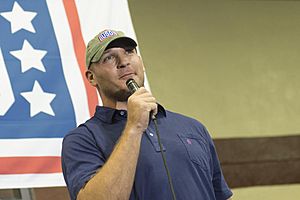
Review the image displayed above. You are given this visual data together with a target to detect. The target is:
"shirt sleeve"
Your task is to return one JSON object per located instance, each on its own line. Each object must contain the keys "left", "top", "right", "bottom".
{"left": 61, "top": 126, "right": 106, "bottom": 200}
{"left": 204, "top": 127, "right": 233, "bottom": 200}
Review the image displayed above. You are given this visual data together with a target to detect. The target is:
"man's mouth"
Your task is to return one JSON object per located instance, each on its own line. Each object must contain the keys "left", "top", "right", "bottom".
{"left": 119, "top": 73, "right": 135, "bottom": 80}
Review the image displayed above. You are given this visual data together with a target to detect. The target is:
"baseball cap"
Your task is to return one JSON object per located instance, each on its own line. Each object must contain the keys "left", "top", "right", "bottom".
{"left": 85, "top": 29, "right": 137, "bottom": 69}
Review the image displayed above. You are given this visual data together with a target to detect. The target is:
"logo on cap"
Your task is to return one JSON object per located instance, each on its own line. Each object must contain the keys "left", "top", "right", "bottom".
{"left": 98, "top": 30, "right": 117, "bottom": 42}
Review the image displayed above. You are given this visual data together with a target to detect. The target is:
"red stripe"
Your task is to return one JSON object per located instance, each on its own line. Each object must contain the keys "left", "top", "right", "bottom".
{"left": 0, "top": 157, "right": 62, "bottom": 174}
{"left": 63, "top": 0, "right": 98, "bottom": 116}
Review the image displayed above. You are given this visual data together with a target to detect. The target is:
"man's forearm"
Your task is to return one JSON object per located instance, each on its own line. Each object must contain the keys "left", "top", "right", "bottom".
{"left": 77, "top": 125, "right": 143, "bottom": 200}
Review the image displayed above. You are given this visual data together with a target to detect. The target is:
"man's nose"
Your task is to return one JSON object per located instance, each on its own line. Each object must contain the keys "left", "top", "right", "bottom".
{"left": 116, "top": 53, "right": 130, "bottom": 69}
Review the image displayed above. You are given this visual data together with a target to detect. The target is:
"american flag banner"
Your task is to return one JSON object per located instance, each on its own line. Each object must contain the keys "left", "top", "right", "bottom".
{"left": 0, "top": 0, "right": 138, "bottom": 188}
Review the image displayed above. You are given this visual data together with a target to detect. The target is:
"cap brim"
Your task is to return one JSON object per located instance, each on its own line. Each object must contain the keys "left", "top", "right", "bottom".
{"left": 105, "top": 37, "right": 137, "bottom": 50}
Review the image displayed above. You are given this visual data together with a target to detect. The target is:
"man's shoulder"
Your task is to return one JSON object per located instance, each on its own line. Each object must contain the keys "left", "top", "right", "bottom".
{"left": 165, "top": 109, "right": 205, "bottom": 127}
{"left": 63, "top": 117, "right": 98, "bottom": 140}
{"left": 163, "top": 109, "right": 212, "bottom": 145}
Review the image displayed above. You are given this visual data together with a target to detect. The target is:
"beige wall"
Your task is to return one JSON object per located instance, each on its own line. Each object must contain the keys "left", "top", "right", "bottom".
{"left": 232, "top": 184, "right": 300, "bottom": 200}
{"left": 128, "top": 1, "right": 300, "bottom": 199}
{"left": 128, "top": 0, "right": 300, "bottom": 138}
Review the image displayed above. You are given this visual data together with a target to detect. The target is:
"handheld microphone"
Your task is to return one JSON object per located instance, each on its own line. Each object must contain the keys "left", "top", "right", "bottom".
{"left": 126, "top": 78, "right": 156, "bottom": 120}
{"left": 126, "top": 79, "right": 140, "bottom": 94}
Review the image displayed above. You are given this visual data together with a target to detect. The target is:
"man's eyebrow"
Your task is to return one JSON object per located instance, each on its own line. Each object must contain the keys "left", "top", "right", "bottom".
{"left": 102, "top": 49, "right": 113, "bottom": 54}
{"left": 100, "top": 49, "right": 114, "bottom": 59}
{"left": 101, "top": 46, "right": 136, "bottom": 57}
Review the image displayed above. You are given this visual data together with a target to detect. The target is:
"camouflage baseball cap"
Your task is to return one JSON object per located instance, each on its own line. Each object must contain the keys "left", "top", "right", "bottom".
{"left": 85, "top": 29, "right": 137, "bottom": 69}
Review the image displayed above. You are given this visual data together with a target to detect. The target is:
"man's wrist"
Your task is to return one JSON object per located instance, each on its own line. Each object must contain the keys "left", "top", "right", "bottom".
{"left": 123, "top": 123, "right": 144, "bottom": 138}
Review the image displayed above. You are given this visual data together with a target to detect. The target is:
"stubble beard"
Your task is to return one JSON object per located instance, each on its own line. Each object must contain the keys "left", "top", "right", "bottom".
{"left": 108, "top": 79, "right": 144, "bottom": 102}
{"left": 101, "top": 76, "right": 145, "bottom": 102}
{"left": 112, "top": 89, "right": 132, "bottom": 102}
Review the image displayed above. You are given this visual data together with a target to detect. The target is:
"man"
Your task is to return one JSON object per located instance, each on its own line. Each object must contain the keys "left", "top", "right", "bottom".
{"left": 62, "top": 29, "right": 233, "bottom": 200}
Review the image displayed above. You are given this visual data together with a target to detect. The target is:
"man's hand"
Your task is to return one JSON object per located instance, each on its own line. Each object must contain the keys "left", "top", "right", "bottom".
{"left": 126, "top": 87, "right": 157, "bottom": 133}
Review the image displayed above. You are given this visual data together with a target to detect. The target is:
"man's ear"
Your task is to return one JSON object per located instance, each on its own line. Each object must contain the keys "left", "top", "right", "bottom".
{"left": 85, "top": 70, "right": 97, "bottom": 87}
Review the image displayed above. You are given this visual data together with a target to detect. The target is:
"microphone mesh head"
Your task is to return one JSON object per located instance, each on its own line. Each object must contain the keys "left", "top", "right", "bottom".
{"left": 126, "top": 79, "right": 140, "bottom": 93}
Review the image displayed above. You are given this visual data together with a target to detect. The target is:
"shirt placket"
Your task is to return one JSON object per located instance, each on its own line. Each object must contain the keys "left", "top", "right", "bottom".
{"left": 145, "top": 124, "right": 166, "bottom": 152}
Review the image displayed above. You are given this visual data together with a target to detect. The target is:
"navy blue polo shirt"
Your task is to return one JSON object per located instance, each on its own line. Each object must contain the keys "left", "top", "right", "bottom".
{"left": 62, "top": 105, "right": 232, "bottom": 200}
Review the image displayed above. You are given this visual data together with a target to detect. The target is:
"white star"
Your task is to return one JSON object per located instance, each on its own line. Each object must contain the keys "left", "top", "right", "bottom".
{"left": 0, "top": 2, "right": 37, "bottom": 34}
{"left": 21, "top": 81, "right": 56, "bottom": 117}
{"left": 10, "top": 40, "right": 47, "bottom": 73}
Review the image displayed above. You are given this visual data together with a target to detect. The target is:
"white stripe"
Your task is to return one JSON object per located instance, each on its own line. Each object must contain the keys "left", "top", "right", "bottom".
{"left": 76, "top": 0, "right": 138, "bottom": 45}
{"left": 0, "top": 138, "right": 62, "bottom": 156}
{"left": 0, "top": 48, "right": 15, "bottom": 116}
{"left": 0, "top": 173, "right": 65, "bottom": 189}
{"left": 46, "top": 0, "right": 90, "bottom": 125}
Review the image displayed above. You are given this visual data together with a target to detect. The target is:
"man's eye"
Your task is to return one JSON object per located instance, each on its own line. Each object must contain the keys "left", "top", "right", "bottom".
{"left": 125, "top": 49, "right": 134, "bottom": 54}
{"left": 103, "top": 55, "right": 114, "bottom": 63}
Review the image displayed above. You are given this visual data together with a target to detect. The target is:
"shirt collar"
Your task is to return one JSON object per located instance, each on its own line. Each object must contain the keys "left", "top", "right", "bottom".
{"left": 94, "top": 103, "right": 166, "bottom": 124}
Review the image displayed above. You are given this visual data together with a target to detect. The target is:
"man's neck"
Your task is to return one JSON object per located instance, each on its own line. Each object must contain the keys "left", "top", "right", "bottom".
{"left": 115, "top": 101, "right": 128, "bottom": 110}
{"left": 99, "top": 91, "right": 128, "bottom": 110}
{"left": 101, "top": 98, "right": 128, "bottom": 110}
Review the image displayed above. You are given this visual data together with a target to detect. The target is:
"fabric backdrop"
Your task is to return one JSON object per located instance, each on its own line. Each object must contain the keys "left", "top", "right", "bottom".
{"left": 0, "top": 0, "right": 139, "bottom": 189}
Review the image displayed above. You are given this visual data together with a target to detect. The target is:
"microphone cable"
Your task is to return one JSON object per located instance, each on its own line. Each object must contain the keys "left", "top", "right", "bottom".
{"left": 153, "top": 117, "right": 177, "bottom": 200}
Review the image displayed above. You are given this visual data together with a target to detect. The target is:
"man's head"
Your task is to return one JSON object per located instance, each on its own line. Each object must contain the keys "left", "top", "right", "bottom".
{"left": 85, "top": 29, "right": 145, "bottom": 107}
{"left": 86, "top": 30, "right": 137, "bottom": 69}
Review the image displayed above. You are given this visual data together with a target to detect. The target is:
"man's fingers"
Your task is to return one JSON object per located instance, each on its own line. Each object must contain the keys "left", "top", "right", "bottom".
{"left": 148, "top": 102, "right": 158, "bottom": 118}
{"left": 132, "top": 87, "right": 147, "bottom": 95}
{"left": 130, "top": 87, "right": 156, "bottom": 103}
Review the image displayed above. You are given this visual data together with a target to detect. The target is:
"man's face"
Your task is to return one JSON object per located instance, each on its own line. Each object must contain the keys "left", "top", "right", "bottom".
{"left": 88, "top": 46, "right": 145, "bottom": 102}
